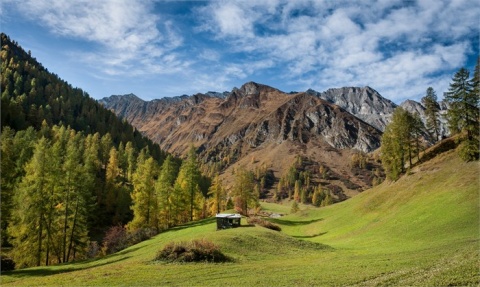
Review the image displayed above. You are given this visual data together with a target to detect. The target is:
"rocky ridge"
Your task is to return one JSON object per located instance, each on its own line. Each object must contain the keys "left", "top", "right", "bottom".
{"left": 99, "top": 82, "right": 446, "bottom": 199}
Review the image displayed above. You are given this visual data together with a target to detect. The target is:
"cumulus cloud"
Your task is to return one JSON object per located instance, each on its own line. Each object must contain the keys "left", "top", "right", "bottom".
{"left": 8, "top": 0, "right": 188, "bottom": 76}
{"left": 3, "top": 0, "right": 478, "bottom": 101}
{"left": 197, "top": 0, "right": 478, "bottom": 102}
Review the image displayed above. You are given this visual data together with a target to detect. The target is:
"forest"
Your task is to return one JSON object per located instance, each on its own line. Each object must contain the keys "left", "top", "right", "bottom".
{"left": 0, "top": 33, "right": 226, "bottom": 268}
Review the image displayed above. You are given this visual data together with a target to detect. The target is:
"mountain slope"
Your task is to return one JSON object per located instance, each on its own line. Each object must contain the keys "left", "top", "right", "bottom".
{"left": 308, "top": 86, "right": 396, "bottom": 131}
{"left": 101, "top": 82, "right": 384, "bottom": 197}
{"left": 3, "top": 144, "right": 478, "bottom": 286}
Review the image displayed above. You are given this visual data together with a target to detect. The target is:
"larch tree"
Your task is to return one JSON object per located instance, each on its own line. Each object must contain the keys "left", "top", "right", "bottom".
{"left": 129, "top": 156, "right": 158, "bottom": 231}
{"left": 231, "top": 168, "right": 257, "bottom": 216}
{"left": 421, "top": 87, "right": 441, "bottom": 141}
{"left": 381, "top": 107, "right": 423, "bottom": 180}
{"left": 155, "top": 155, "right": 178, "bottom": 229}
{"left": 9, "top": 137, "right": 51, "bottom": 267}
{"left": 175, "top": 146, "right": 201, "bottom": 222}
{"left": 208, "top": 175, "right": 227, "bottom": 215}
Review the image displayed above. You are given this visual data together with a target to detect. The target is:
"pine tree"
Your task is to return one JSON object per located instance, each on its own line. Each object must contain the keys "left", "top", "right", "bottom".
{"left": 421, "top": 87, "right": 441, "bottom": 141}
{"left": 445, "top": 65, "right": 480, "bottom": 161}
{"left": 445, "top": 67, "right": 478, "bottom": 139}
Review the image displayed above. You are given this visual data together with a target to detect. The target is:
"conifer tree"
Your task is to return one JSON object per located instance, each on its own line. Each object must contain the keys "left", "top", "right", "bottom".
{"left": 176, "top": 146, "right": 201, "bottom": 221}
{"left": 293, "top": 180, "right": 301, "bottom": 202}
{"left": 105, "top": 147, "right": 121, "bottom": 215}
{"left": 130, "top": 156, "right": 158, "bottom": 231}
{"left": 445, "top": 65, "right": 480, "bottom": 161}
{"left": 381, "top": 107, "right": 424, "bottom": 180}
{"left": 9, "top": 137, "right": 51, "bottom": 267}
{"left": 207, "top": 175, "right": 227, "bottom": 215}
{"left": 421, "top": 87, "right": 441, "bottom": 141}
{"left": 232, "top": 168, "right": 257, "bottom": 216}
{"left": 290, "top": 200, "right": 299, "bottom": 213}
{"left": 156, "top": 155, "right": 178, "bottom": 229}
{"left": 445, "top": 68, "right": 474, "bottom": 136}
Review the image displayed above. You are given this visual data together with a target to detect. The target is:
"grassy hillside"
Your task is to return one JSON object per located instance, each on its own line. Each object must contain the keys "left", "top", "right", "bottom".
{"left": 2, "top": 149, "right": 479, "bottom": 286}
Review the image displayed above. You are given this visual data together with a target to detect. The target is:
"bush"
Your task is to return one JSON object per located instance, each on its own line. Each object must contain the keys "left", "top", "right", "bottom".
{"left": 102, "top": 225, "right": 128, "bottom": 255}
{"left": 1, "top": 255, "right": 15, "bottom": 271}
{"left": 247, "top": 217, "right": 282, "bottom": 231}
{"left": 156, "top": 239, "right": 230, "bottom": 263}
{"left": 458, "top": 139, "right": 479, "bottom": 162}
{"left": 127, "top": 228, "right": 157, "bottom": 246}
{"left": 102, "top": 226, "right": 158, "bottom": 255}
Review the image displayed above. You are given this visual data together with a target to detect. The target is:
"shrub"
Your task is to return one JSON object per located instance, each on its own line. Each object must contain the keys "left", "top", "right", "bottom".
{"left": 247, "top": 217, "right": 282, "bottom": 231}
{"left": 102, "top": 225, "right": 128, "bottom": 255}
{"left": 1, "top": 255, "right": 15, "bottom": 271}
{"left": 458, "top": 139, "right": 479, "bottom": 162}
{"left": 127, "top": 228, "right": 157, "bottom": 246}
{"left": 156, "top": 239, "right": 230, "bottom": 263}
{"left": 102, "top": 226, "right": 158, "bottom": 255}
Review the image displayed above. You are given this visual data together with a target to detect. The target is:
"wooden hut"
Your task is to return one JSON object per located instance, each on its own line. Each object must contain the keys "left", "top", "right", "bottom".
{"left": 215, "top": 213, "right": 241, "bottom": 230}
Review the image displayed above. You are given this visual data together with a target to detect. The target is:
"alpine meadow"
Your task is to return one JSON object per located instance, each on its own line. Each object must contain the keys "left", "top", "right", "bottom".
{"left": 1, "top": 1, "right": 479, "bottom": 286}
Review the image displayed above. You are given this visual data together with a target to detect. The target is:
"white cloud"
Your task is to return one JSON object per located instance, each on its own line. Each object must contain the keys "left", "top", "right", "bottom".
{"left": 9, "top": 0, "right": 187, "bottom": 76}
{"left": 197, "top": 0, "right": 479, "bottom": 102}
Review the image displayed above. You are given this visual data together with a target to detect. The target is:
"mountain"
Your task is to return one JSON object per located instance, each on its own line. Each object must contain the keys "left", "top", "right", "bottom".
{"left": 0, "top": 33, "right": 165, "bottom": 161}
{"left": 101, "top": 82, "right": 386, "bottom": 200}
{"left": 307, "top": 86, "right": 396, "bottom": 131}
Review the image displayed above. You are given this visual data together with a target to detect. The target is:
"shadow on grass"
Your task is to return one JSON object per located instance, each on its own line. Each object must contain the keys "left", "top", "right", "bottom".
{"left": 2, "top": 256, "right": 131, "bottom": 279}
{"left": 293, "top": 232, "right": 328, "bottom": 239}
{"left": 162, "top": 217, "right": 216, "bottom": 234}
{"left": 269, "top": 218, "right": 323, "bottom": 226}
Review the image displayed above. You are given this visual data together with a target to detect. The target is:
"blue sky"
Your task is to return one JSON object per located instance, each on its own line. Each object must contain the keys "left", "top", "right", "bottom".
{"left": 1, "top": 0, "right": 478, "bottom": 103}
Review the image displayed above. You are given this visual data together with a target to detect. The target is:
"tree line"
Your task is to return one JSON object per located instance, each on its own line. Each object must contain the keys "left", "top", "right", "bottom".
{"left": 381, "top": 59, "right": 479, "bottom": 180}
{"left": 1, "top": 124, "right": 227, "bottom": 268}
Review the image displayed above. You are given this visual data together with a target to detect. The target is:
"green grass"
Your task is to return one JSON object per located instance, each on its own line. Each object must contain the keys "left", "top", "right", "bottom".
{"left": 2, "top": 150, "right": 479, "bottom": 286}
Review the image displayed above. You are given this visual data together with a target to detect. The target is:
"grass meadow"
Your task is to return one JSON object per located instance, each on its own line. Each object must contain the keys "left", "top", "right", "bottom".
{"left": 2, "top": 149, "right": 479, "bottom": 286}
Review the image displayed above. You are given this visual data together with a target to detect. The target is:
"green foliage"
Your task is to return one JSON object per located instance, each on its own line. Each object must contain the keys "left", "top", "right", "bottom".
{"left": 156, "top": 155, "right": 179, "bottom": 229}
{"left": 175, "top": 146, "right": 201, "bottom": 222}
{"left": 421, "top": 87, "right": 441, "bottom": 141}
{"left": 381, "top": 107, "right": 425, "bottom": 180}
{"left": 129, "top": 156, "right": 159, "bottom": 231}
{"left": 232, "top": 168, "right": 258, "bottom": 216}
{"left": 0, "top": 33, "right": 166, "bottom": 163}
{"left": 458, "top": 139, "right": 480, "bottom": 161}
{"left": 445, "top": 67, "right": 479, "bottom": 139}
{"left": 290, "top": 200, "right": 299, "bottom": 213}
{"left": 207, "top": 175, "right": 227, "bottom": 216}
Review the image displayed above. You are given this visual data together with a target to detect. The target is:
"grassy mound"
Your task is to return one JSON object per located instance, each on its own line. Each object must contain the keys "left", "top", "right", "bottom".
{"left": 155, "top": 239, "right": 230, "bottom": 263}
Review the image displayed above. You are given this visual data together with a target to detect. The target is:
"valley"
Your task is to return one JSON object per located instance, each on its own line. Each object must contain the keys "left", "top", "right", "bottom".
{"left": 2, "top": 146, "right": 478, "bottom": 286}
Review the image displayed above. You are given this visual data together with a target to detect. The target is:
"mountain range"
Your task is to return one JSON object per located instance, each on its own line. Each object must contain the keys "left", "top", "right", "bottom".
{"left": 100, "top": 82, "right": 447, "bottom": 200}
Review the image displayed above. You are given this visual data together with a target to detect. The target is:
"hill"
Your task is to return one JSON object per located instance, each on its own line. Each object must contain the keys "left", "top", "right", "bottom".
{"left": 3, "top": 145, "right": 478, "bottom": 286}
